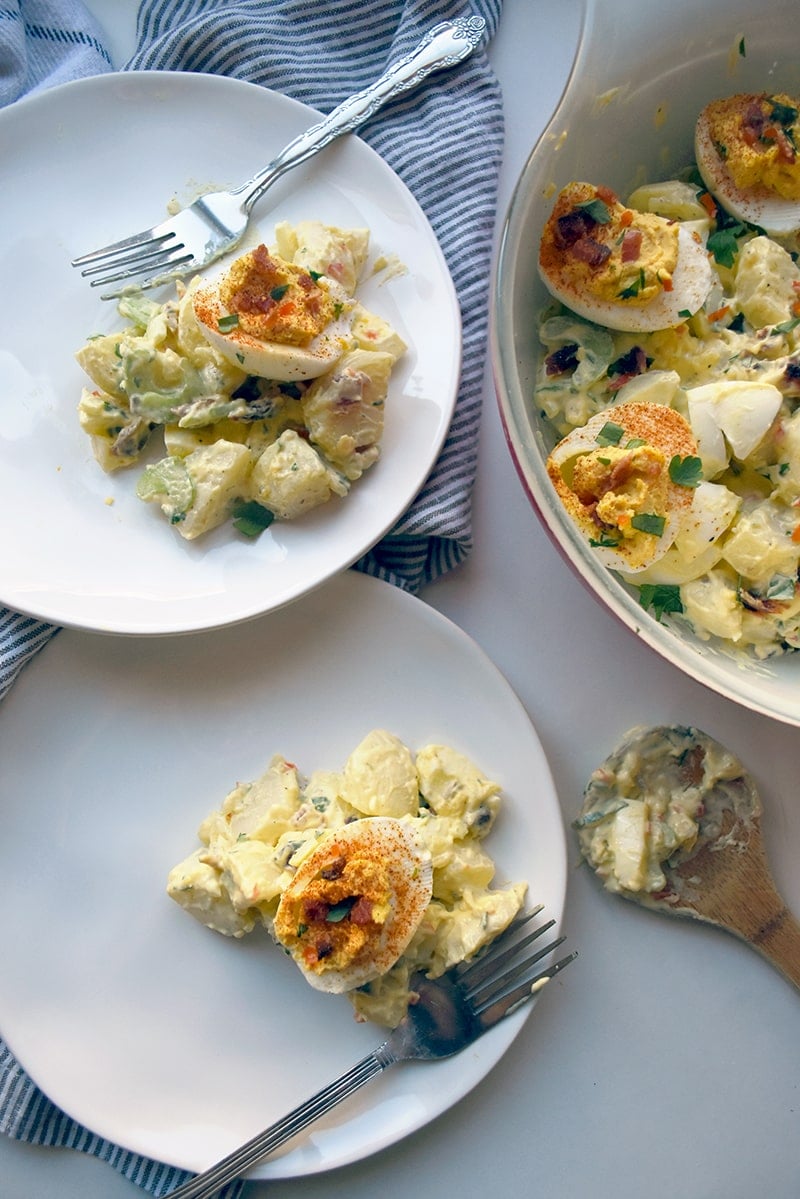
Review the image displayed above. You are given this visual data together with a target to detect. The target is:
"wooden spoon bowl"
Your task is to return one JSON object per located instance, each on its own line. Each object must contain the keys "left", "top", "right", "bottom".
{"left": 576, "top": 725, "right": 800, "bottom": 991}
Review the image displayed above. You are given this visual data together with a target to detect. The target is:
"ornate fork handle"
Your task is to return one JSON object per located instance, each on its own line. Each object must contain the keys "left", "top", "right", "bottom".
{"left": 235, "top": 16, "right": 486, "bottom": 214}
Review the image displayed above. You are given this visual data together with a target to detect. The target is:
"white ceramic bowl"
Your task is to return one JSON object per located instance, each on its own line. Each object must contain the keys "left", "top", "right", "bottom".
{"left": 492, "top": 0, "right": 800, "bottom": 727}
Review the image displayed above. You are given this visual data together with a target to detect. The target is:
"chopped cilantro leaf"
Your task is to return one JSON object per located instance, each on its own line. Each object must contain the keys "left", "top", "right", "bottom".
{"left": 218, "top": 313, "right": 240, "bottom": 333}
{"left": 707, "top": 227, "right": 743, "bottom": 268}
{"left": 631, "top": 512, "right": 666, "bottom": 536}
{"left": 669, "top": 454, "right": 703, "bottom": 487}
{"left": 638, "top": 582, "right": 683, "bottom": 621}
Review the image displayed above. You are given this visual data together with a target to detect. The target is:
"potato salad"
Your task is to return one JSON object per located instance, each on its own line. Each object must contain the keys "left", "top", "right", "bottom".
{"left": 536, "top": 92, "right": 800, "bottom": 660}
{"left": 76, "top": 221, "right": 406, "bottom": 540}
{"left": 167, "top": 729, "right": 527, "bottom": 1028}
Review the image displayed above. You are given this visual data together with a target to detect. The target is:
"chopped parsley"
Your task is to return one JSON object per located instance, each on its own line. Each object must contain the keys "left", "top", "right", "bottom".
{"left": 218, "top": 313, "right": 240, "bottom": 333}
{"left": 631, "top": 513, "right": 666, "bottom": 536}
{"left": 577, "top": 198, "right": 612, "bottom": 224}
{"left": 231, "top": 500, "right": 275, "bottom": 538}
{"left": 270, "top": 284, "right": 290, "bottom": 301}
{"left": 668, "top": 454, "right": 703, "bottom": 487}
{"left": 638, "top": 582, "right": 683, "bottom": 621}
{"left": 707, "top": 227, "right": 743, "bottom": 269}
{"left": 596, "top": 421, "right": 625, "bottom": 446}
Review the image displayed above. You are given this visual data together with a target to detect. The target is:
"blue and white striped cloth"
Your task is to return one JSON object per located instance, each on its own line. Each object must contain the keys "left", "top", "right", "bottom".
{"left": 0, "top": 0, "right": 504, "bottom": 1193}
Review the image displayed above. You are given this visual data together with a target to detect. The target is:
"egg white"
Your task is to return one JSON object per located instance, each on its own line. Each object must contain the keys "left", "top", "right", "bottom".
{"left": 695, "top": 105, "right": 800, "bottom": 237}
{"left": 192, "top": 276, "right": 354, "bottom": 382}
{"left": 541, "top": 225, "right": 714, "bottom": 333}
{"left": 273, "top": 816, "right": 433, "bottom": 994}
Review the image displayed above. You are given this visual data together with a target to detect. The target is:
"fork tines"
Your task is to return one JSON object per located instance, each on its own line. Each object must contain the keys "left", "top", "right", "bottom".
{"left": 458, "top": 908, "right": 577, "bottom": 1023}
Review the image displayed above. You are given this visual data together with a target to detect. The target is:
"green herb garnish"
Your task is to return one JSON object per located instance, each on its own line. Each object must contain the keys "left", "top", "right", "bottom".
{"left": 668, "top": 454, "right": 703, "bottom": 487}
{"left": 596, "top": 421, "right": 625, "bottom": 446}
{"left": 631, "top": 512, "right": 666, "bottom": 536}
{"left": 325, "top": 898, "right": 357, "bottom": 923}
{"left": 638, "top": 582, "right": 683, "bottom": 621}
{"left": 707, "top": 227, "right": 744, "bottom": 269}
{"left": 218, "top": 313, "right": 240, "bottom": 333}
{"left": 618, "top": 269, "right": 646, "bottom": 299}
{"left": 773, "top": 317, "right": 800, "bottom": 335}
{"left": 231, "top": 500, "right": 275, "bottom": 538}
{"left": 270, "top": 285, "right": 290, "bottom": 301}
{"left": 578, "top": 198, "right": 612, "bottom": 224}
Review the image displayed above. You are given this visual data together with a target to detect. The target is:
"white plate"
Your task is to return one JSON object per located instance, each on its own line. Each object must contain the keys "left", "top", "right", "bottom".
{"left": 0, "top": 570, "right": 566, "bottom": 1178}
{"left": 0, "top": 72, "right": 460, "bottom": 635}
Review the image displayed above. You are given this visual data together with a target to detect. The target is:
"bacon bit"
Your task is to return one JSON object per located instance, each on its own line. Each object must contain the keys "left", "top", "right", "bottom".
{"left": 554, "top": 208, "right": 597, "bottom": 248}
{"left": 595, "top": 184, "right": 619, "bottom": 205}
{"left": 792, "top": 281, "right": 800, "bottom": 293}
{"left": 320, "top": 856, "right": 346, "bottom": 881}
{"left": 621, "top": 228, "right": 642, "bottom": 262}
{"left": 303, "top": 899, "right": 330, "bottom": 923}
{"left": 571, "top": 237, "right": 611, "bottom": 268}
{"left": 742, "top": 99, "right": 766, "bottom": 143}
{"left": 315, "top": 937, "right": 334, "bottom": 961}
{"left": 763, "top": 122, "right": 796, "bottom": 162}
{"left": 349, "top": 896, "right": 374, "bottom": 925}
{"left": 545, "top": 343, "right": 579, "bottom": 376}
{"left": 700, "top": 191, "right": 718, "bottom": 219}
{"left": 707, "top": 304, "right": 731, "bottom": 323}
{"left": 678, "top": 743, "right": 705, "bottom": 787}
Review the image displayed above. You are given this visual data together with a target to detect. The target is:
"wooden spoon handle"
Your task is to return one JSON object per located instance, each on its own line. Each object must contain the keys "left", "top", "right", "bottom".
{"left": 749, "top": 905, "right": 800, "bottom": 992}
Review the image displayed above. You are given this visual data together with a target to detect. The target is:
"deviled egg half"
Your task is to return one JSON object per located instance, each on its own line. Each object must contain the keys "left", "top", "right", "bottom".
{"left": 695, "top": 92, "right": 800, "bottom": 237}
{"left": 546, "top": 400, "right": 700, "bottom": 572}
{"left": 192, "top": 242, "right": 355, "bottom": 381}
{"left": 539, "top": 182, "right": 713, "bottom": 333}
{"left": 272, "top": 817, "right": 433, "bottom": 994}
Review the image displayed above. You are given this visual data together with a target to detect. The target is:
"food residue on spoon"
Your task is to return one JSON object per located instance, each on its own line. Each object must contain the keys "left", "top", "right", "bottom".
{"left": 574, "top": 725, "right": 759, "bottom": 897}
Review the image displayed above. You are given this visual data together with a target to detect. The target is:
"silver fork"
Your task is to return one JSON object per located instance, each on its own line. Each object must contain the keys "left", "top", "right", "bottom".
{"left": 164, "top": 908, "right": 576, "bottom": 1198}
{"left": 71, "top": 16, "right": 486, "bottom": 299}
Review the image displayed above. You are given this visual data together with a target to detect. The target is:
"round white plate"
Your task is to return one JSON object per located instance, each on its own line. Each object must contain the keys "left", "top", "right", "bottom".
{"left": 0, "top": 570, "right": 566, "bottom": 1179}
{"left": 0, "top": 72, "right": 460, "bottom": 635}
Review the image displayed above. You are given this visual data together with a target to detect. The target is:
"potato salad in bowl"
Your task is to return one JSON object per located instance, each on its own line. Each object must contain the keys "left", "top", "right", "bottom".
{"left": 537, "top": 117, "right": 800, "bottom": 662}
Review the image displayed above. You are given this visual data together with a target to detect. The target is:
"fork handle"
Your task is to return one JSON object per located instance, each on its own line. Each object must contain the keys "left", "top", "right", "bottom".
{"left": 164, "top": 1044, "right": 397, "bottom": 1198}
{"left": 235, "top": 16, "right": 486, "bottom": 213}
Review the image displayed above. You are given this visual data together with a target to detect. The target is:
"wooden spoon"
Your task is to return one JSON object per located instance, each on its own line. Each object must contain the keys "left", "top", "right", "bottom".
{"left": 575, "top": 724, "right": 800, "bottom": 991}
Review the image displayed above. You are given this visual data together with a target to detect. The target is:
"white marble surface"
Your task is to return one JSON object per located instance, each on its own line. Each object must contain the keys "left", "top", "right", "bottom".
{"left": 3, "top": 2, "right": 799, "bottom": 1196}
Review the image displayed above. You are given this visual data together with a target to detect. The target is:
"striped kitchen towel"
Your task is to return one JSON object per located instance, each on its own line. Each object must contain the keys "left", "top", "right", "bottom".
{"left": 0, "top": 0, "right": 504, "bottom": 1194}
